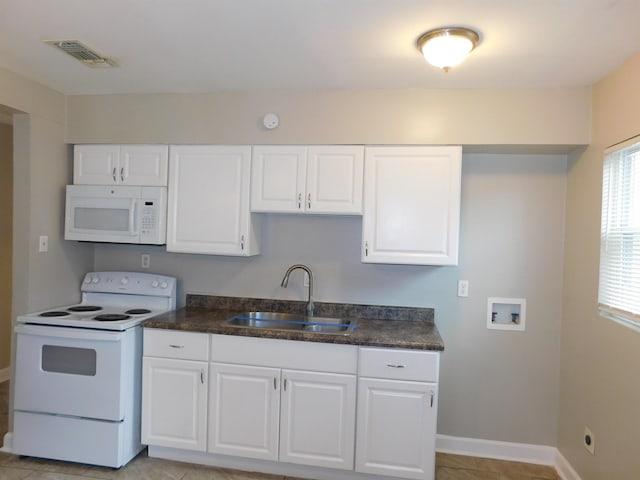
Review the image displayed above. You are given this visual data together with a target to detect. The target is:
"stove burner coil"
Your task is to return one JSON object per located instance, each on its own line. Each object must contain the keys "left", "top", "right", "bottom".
{"left": 94, "top": 314, "right": 132, "bottom": 322}
{"left": 39, "top": 311, "right": 70, "bottom": 317}
{"left": 124, "top": 309, "right": 152, "bottom": 315}
{"left": 67, "top": 305, "right": 103, "bottom": 312}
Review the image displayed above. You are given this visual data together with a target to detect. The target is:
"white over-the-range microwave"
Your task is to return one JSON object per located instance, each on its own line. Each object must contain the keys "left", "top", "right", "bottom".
{"left": 65, "top": 185, "right": 167, "bottom": 244}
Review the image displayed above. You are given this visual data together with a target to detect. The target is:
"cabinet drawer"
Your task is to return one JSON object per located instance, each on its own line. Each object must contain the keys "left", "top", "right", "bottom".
{"left": 143, "top": 329, "right": 209, "bottom": 361}
{"left": 359, "top": 347, "right": 439, "bottom": 382}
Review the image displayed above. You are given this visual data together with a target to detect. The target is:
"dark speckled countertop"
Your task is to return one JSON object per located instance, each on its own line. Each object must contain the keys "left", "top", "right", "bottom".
{"left": 141, "top": 294, "right": 444, "bottom": 351}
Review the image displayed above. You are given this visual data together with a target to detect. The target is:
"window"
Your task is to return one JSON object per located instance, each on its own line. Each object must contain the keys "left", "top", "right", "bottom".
{"left": 598, "top": 137, "right": 640, "bottom": 329}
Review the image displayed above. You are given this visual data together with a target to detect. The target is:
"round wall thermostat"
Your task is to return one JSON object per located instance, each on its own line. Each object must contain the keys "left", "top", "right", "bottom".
{"left": 263, "top": 113, "right": 280, "bottom": 129}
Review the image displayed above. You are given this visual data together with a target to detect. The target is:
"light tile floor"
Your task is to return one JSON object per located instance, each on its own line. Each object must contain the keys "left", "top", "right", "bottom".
{"left": 0, "top": 381, "right": 559, "bottom": 480}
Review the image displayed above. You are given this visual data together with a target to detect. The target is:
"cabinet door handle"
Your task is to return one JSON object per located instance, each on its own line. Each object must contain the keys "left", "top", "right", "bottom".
{"left": 273, "top": 377, "right": 277, "bottom": 390}
{"left": 364, "top": 241, "right": 369, "bottom": 256}
{"left": 201, "top": 371, "right": 205, "bottom": 384}
{"left": 283, "top": 377, "right": 288, "bottom": 391}
{"left": 386, "top": 364, "right": 406, "bottom": 368}
{"left": 298, "top": 193, "right": 302, "bottom": 209}
{"left": 112, "top": 167, "right": 117, "bottom": 183}
{"left": 120, "top": 167, "right": 125, "bottom": 182}
{"left": 168, "top": 344, "right": 184, "bottom": 348}
{"left": 307, "top": 193, "right": 311, "bottom": 209}
{"left": 429, "top": 390, "right": 434, "bottom": 407}
{"left": 240, "top": 235, "right": 245, "bottom": 251}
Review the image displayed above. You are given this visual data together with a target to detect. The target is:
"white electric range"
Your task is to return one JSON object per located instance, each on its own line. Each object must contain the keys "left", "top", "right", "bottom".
{"left": 8, "top": 271, "right": 177, "bottom": 468}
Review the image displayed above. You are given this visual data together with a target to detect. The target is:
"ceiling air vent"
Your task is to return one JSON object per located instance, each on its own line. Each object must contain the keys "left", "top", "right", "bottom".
{"left": 44, "top": 40, "right": 117, "bottom": 68}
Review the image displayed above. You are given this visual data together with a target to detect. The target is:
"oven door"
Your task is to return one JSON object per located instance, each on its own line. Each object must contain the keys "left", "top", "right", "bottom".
{"left": 14, "top": 324, "right": 127, "bottom": 421}
{"left": 65, "top": 185, "right": 141, "bottom": 243}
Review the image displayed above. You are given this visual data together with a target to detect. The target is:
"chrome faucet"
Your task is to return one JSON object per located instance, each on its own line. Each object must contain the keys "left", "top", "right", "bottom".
{"left": 280, "top": 264, "right": 314, "bottom": 317}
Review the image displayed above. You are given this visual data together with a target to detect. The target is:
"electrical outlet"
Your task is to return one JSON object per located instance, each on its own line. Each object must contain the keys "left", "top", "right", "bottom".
{"left": 38, "top": 235, "right": 48, "bottom": 253}
{"left": 584, "top": 426, "right": 595, "bottom": 455}
{"left": 141, "top": 254, "right": 150, "bottom": 269}
{"left": 457, "top": 280, "right": 469, "bottom": 297}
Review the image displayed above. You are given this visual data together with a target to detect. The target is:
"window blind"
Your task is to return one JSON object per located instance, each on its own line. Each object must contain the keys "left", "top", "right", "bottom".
{"left": 598, "top": 138, "right": 640, "bottom": 328}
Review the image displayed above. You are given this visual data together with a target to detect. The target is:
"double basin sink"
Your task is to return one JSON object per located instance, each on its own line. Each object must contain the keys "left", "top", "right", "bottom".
{"left": 224, "top": 311, "right": 357, "bottom": 335}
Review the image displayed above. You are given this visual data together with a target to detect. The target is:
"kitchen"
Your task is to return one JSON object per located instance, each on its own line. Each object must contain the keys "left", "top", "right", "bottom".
{"left": 0, "top": 2, "right": 639, "bottom": 479}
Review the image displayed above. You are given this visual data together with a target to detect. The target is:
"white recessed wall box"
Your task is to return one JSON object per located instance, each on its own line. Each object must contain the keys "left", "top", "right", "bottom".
{"left": 487, "top": 297, "right": 526, "bottom": 331}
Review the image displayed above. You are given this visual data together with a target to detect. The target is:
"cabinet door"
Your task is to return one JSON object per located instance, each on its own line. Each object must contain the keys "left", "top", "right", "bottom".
{"left": 208, "top": 363, "right": 280, "bottom": 461}
{"left": 362, "top": 146, "right": 461, "bottom": 265}
{"left": 120, "top": 145, "right": 168, "bottom": 186}
{"left": 306, "top": 146, "right": 364, "bottom": 214}
{"left": 280, "top": 370, "right": 356, "bottom": 470}
{"left": 73, "top": 144, "right": 120, "bottom": 185}
{"left": 141, "top": 357, "right": 207, "bottom": 451}
{"left": 250, "top": 146, "right": 307, "bottom": 212}
{"left": 355, "top": 378, "right": 437, "bottom": 480}
{"left": 167, "top": 145, "right": 259, "bottom": 255}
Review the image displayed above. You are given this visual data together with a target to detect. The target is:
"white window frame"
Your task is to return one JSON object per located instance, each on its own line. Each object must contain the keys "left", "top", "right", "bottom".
{"left": 598, "top": 136, "right": 640, "bottom": 331}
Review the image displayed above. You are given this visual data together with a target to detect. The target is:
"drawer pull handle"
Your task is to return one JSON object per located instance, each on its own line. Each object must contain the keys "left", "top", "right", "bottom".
{"left": 386, "top": 364, "right": 406, "bottom": 368}
{"left": 168, "top": 344, "right": 185, "bottom": 349}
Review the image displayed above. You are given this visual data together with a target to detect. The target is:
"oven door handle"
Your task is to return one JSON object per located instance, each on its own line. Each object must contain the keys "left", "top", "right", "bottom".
{"left": 15, "top": 324, "right": 124, "bottom": 341}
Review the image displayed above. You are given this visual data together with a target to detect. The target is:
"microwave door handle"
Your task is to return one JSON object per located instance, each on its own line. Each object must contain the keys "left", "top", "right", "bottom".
{"left": 128, "top": 199, "right": 137, "bottom": 235}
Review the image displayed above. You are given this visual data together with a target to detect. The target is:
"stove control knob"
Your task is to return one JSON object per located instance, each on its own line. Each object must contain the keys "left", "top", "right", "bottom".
{"left": 120, "top": 277, "right": 129, "bottom": 285}
{"left": 152, "top": 280, "right": 159, "bottom": 288}
{"left": 160, "top": 281, "right": 168, "bottom": 289}
{"left": 84, "top": 276, "right": 92, "bottom": 284}
{"left": 92, "top": 276, "right": 100, "bottom": 284}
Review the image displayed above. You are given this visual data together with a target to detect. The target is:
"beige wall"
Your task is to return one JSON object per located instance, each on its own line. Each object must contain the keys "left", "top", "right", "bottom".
{"left": 0, "top": 122, "right": 12, "bottom": 370}
{"left": 66, "top": 88, "right": 591, "bottom": 147}
{"left": 559, "top": 53, "right": 640, "bottom": 478}
{"left": 0, "top": 66, "right": 93, "bottom": 316}
{"left": 0, "top": 66, "right": 94, "bottom": 435}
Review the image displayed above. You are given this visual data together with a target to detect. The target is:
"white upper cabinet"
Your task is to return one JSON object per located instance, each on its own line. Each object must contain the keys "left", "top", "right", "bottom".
{"left": 166, "top": 145, "right": 260, "bottom": 256}
{"left": 251, "top": 145, "right": 364, "bottom": 214}
{"left": 73, "top": 144, "right": 168, "bottom": 186}
{"left": 362, "top": 146, "right": 462, "bottom": 266}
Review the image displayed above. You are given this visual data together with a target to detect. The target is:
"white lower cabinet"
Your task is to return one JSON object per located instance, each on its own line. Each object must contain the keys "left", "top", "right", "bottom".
{"left": 356, "top": 347, "right": 440, "bottom": 480}
{"left": 279, "top": 369, "right": 356, "bottom": 469}
{"left": 143, "top": 331, "right": 439, "bottom": 480}
{"left": 141, "top": 330, "right": 209, "bottom": 452}
{"left": 208, "top": 362, "right": 357, "bottom": 470}
{"left": 208, "top": 363, "right": 280, "bottom": 460}
{"left": 356, "top": 378, "right": 437, "bottom": 480}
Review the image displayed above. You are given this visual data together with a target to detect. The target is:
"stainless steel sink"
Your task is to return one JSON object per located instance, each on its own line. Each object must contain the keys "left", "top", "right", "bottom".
{"left": 224, "top": 312, "right": 356, "bottom": 335}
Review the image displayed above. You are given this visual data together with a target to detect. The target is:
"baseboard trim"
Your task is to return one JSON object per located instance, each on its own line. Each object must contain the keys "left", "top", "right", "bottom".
{"left": 0, "top": 367, "right": 9, "bottom": 383}
{"left": 436, "top": 434, "right": 582, "bottom": 480}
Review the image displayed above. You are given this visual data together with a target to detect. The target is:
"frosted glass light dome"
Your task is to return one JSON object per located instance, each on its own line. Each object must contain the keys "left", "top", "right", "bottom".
{"left": 417, "top": 27, "right": 479, "bottom": 71}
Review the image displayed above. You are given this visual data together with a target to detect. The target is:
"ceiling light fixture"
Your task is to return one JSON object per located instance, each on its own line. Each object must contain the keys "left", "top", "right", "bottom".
{"left": 416, "top": 27, "right": 479, "bottom": 72}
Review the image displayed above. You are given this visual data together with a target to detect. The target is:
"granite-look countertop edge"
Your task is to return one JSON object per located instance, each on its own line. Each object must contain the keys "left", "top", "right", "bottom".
{"left": 142, "top": 295, "right": 444, "bottom": 351}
